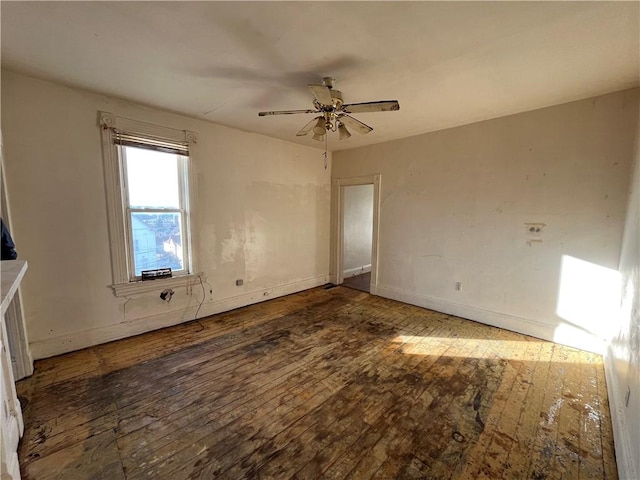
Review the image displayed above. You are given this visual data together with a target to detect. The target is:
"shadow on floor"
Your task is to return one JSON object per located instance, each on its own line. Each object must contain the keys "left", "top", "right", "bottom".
{"left": 342, "top": 272, "right": 371, "bottom": 293}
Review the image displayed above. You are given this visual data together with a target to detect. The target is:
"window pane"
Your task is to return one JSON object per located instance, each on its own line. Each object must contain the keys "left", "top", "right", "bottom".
{"left": 131, "top": 212, "right": 184, "bottom": 276}
{"left": 125, "top": 146, "right": 181, "bottom": 208}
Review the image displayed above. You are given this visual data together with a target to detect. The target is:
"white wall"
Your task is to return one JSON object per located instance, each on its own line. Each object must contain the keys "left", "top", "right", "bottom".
{"left": 606, "top": 99, "right": 639, "bottom": 479}
{"left": 1, "top": 71, "right": 331, "bottom": 358}
{"left": 342, "top": 184, "right": 373, "bottom": 276}
{"left": 333, "top": 89, "right": 639, "bottom": 353}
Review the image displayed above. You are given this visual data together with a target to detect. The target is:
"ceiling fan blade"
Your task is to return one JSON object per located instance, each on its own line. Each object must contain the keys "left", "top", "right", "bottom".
{"left": 258, "top": 109, "right": 316, "bottom": 116}
{"left": 339, "top": 114, "right": 373, "bottom": 135}
{"left": 296, "top": 117, "right": 322, "bottom": 137}
{"left": 342, "top": 100, "right": 400, "bottom": 114}
{"left": 308, "top": 84, "right": 333, "bottom": 106}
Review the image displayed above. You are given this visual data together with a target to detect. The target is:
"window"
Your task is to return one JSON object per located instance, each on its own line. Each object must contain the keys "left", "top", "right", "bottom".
{"left": 122, "top": 145, "right": 189, "bottom": 278}
{"left": 99, "top": 112, "right": 198, "bottom": 296}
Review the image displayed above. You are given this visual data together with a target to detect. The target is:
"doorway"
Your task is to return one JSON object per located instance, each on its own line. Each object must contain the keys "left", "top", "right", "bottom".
{"left": 331, "top": 175, "right": 381, "bottom": 294}
{"left": 342, "top": 184, "right": 374, "bottom": 292}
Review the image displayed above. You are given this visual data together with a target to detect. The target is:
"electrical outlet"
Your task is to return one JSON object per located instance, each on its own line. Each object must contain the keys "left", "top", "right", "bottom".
{"left": 455, "top": 282, "right": 462, "bottom": 291}
{"left": 236, "top": 279, "right": 243, "bottom": 286}
{"left": 160, "top": 289, "right": 174, "bottom": 301}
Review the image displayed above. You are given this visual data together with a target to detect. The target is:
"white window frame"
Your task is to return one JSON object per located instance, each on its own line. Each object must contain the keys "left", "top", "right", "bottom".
{"left": 99, "top": 112, "right": 200, "bottom": 297}
{"left": 120, "top": 145, "right": 190, "bottom": 280}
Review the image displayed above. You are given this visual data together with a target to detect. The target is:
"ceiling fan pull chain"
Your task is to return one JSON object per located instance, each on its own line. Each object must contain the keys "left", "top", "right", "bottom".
{"left": 324, "top": 134, "right": 328, "bottom": 170}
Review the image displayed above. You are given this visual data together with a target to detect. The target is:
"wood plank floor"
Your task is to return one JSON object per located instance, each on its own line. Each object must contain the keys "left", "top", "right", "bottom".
{"left": 16, "top": 286, "right": 617, "bottom": 479}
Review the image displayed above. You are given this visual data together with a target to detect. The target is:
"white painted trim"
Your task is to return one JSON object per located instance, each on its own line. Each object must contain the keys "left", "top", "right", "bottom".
{"left": 343, "top": 264, "right": 372, "bottom": 277}
{"left": 99, "top": 111, "right": 197, "bottom": 144}
{"left": 100, "top": 122, "right": 131, "bottom": 284}
{"left": 5, "top": 290, "right": 33, "bottom": 380}
{"left": 604, "top": 345, "right": 636, "bottom": 480}
{"left": 329, "top": 178, "right": 342, "bottom": 286}
{"left": 185, "top": 152, "right": 199, "bottom": 279}
{"left": 30, "top": 274, "right": 329, "bottom": 359}
{"left": 99, "top": 112, "right": 199, "bottom": 289}
{"left": 196, "top": 275, "right": 329, "bottom": 319}
{"left": 370, "top": 176, "right": 381, "bottom": 296}
{"left": 1, "top": 262, "right": 33, "bottom": 380}
{"left": 0, "top": 261, "right": 27, "bottom": 317}
{"left": 2, "top": 450, "right": 20, "bottom": 480}
{"left": 376, "top": 284, "right": 606, "bottom": 354}
{"left": 30, "top": 305, "right": 200, "bottom": 360}
{"left": 111, "top": 272, "right": 203, "bottom": 297}
{"left": 331, "top": 175, "right": 381, "bottom": 295}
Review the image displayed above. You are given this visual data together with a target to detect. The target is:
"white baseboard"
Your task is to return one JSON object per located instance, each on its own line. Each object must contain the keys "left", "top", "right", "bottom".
{"left": 603, "top": 345, "right": 637, "bottom": 480}
{"left": 30, "top": 275, "right": 329, "bottom": 359}
{"left": 343, "top": 264, "right": 371, "bottom": 278}
{"left": 3, "top": 451, "right": 20, "bottom": 480}
{"left": 375, "top": 284, "right": 605, "bottom": 354}
{"left": 195, "top": 275, "right": 329, "bottom": 320}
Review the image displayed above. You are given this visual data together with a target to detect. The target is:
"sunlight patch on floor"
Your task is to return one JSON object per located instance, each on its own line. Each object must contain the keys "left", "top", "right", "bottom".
{"left": 391, "top": 335, "right": 549, "bottom": 360}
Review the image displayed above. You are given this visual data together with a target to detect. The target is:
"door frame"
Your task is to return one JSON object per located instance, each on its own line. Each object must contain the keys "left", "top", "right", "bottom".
{"left": 331, "top": 174, "right": 381, "bottom": 294}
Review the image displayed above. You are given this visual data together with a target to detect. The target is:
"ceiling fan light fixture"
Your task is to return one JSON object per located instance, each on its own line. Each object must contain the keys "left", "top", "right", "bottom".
{"left": 312, "top": 117, "right": 326, "bottom": 136}
{"left": 338, "top": 122, "right": 351, "bottom": 140}
{"left": 258, "top": 78, "right": 399, "bottom": 145}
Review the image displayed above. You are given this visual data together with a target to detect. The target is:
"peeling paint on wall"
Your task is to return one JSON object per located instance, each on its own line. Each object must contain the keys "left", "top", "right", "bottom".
{"left": 0, "top": 71, "right": 331, "bottom": 355}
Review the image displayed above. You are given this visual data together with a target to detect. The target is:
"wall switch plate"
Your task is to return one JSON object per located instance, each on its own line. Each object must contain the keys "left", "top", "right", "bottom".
{"left": 524, "top": 222, "right": 546, "bottom": 236}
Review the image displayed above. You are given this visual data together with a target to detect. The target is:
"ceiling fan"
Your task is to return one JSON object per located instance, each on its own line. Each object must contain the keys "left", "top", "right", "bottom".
{"left": 258, "top": 77, "right": 400, "bottom": 141}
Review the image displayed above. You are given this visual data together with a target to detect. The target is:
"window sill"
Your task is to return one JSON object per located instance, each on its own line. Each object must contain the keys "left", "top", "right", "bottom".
{"left": 110, "top": 272, "right": 203, "bottom": 298}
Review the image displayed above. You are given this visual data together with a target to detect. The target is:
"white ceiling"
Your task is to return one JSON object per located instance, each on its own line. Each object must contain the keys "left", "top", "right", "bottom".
{"left": 2, "top": 1, "right": 638, "bottom": 151}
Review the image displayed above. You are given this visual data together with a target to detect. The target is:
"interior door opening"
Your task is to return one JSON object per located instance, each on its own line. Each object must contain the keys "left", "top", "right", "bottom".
{"left": 332, "top": 174, "right": 381, "bottom": 294}
{"left": 341, "top": 184, "right": 374, "bottom": 293}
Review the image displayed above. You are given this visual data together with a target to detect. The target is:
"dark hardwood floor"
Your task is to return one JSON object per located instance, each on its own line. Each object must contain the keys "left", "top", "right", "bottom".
{"left": 16, "top": 286, "right": 617, "bottom": 479}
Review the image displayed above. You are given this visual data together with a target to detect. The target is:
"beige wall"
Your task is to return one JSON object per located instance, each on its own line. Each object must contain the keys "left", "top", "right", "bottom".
{"left": 333, "top": 89, "right": 638, "bottom": 353}
{"left": 1, "top": 71, "right": 331, "bottom": 358}
{"left": 3, "top": 69, "right": 639, "bottom": 475}
{"left": 607, "top": 98, "right": 640, "bottom": 479}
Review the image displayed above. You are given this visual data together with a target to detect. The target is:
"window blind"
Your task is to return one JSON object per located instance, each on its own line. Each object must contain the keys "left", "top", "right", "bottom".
{"left": 113, "top": 130, "right": 189, "bottom": 156}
